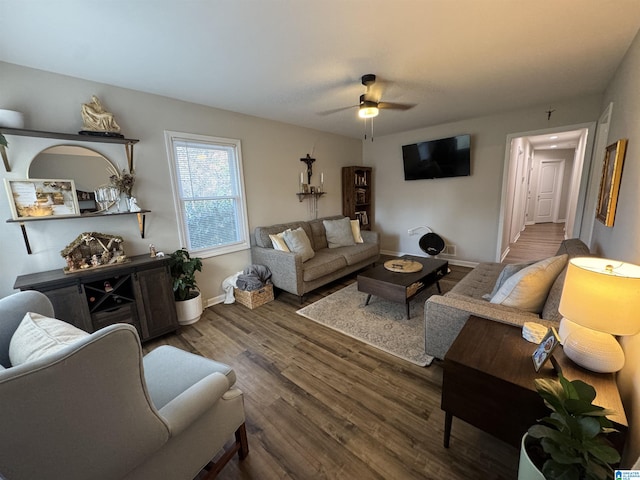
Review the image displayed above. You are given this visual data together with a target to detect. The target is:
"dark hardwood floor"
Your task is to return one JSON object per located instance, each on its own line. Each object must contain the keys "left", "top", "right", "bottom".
{"left": 145, "top": 262, "right": 519, "bottom": 479}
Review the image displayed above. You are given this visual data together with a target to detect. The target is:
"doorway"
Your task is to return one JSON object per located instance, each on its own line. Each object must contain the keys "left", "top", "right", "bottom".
{"left": 496, "top": 123, "right": 596, "bottom": 262}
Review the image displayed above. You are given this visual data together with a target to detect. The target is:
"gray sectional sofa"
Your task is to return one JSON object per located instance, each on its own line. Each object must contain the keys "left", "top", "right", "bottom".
{"left": 424, "top": 238, "right": 591, "bottom": 359}
{"left": 251, "top": 215, "right": 380, "bottom": 299}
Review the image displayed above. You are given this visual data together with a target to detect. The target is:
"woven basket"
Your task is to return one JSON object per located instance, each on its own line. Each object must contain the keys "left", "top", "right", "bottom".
{"left": 234, "top": 284, "right": 274, "bottom": 309}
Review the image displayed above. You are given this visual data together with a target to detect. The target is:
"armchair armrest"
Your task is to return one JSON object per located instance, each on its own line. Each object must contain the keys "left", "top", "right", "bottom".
{"left": 425, "top": 294, "right": 552, "bottom": 360}
{"left": 158, "top": 372, "right": 230, "bottom": 436}
{"left": 251, "top": 246, "right": 304, "bottom": 295}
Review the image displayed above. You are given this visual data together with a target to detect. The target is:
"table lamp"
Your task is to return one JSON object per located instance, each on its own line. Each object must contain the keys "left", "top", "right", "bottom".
{"left": 558, "top": 257, "right": 640, "bottom": 373}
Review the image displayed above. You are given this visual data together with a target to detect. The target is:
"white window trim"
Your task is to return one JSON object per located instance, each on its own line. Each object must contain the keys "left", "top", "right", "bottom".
{"left": 164, "top": 130, "right": 250, "bottom": 258}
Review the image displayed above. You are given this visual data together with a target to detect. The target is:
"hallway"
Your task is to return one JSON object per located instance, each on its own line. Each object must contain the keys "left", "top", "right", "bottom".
{"left": 503, "top": 223, "right": 565, "bottom": 264}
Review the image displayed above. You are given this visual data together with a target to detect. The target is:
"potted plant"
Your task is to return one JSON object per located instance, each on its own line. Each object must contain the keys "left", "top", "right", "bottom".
{"left": 518, "top": 373, "right": 621, "bottom": 480}
{"left": 169, "top": 248, "right": 203, "bottom": 325}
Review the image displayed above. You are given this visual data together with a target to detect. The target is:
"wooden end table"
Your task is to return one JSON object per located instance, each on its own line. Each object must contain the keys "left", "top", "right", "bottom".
{"left": 441, "top": 316, "right": 627, "bottom": 450}
{"left": 357, "top": 255, "right": 448, "bottom": 319}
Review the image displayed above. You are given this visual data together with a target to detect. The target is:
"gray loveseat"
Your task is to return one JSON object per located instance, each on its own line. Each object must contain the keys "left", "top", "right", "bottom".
{"left": 251, "top": 215, "right": 380, "bottom": 299}
{"left": 424, "top": 238, "right": 591, "bottom": 359}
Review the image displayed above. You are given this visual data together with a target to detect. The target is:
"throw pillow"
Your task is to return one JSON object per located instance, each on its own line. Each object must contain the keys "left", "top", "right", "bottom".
{"left": 9, "top": 312, "right": 89, "bottom": 366}
{"left": 323, "top": 217, "right": 356, "bottom": 248}
{"left": 269, "top": 231, "right": 290, "bottom": 252}
{"left": 350, "top": 220, "right": 364, "bottom": 244}
{"left": 482, "top": 260, "right": 536, "bottom": 300}
{"left": 490, "top": 254, "right": 568, "bottom": 313}
{"left": 283, "top": 227, "right": 315, "bottom": 262}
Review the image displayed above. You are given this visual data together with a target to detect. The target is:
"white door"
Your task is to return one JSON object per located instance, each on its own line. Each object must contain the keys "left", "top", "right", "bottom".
{"left": 534, "top": 160, "right": 564, "bottom": 223}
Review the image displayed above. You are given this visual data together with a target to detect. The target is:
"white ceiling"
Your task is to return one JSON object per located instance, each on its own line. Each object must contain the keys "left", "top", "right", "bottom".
{"left": 1, "top": 1, "right": 639, "bottom": 139}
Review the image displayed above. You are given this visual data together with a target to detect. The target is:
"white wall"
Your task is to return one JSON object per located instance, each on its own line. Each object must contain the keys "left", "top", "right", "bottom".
{"left": 591, "top": 28, "right": 640, "bottom": 467}
{"left": 363, "top": 96, "right": 602, "bottom": 264}
{"left": 0, "top": 62, "right": 362, "bottom": 302}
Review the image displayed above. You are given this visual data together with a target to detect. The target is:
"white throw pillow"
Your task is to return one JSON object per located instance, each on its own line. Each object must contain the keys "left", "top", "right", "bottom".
{"left": 482, "top": 260, "right": 536, "bottom": 300}
{"left": 350, "top": 220, "right": 364, "bottom": 244}
{"left": 323, "top": 217, "right": 356, "bottom": 248}
{"left": 9, "top": 312, "right": 89, "bottom": 366}
{"left": 269, "top": 231, "right": 291, "bottom": 252}
{"left": 490, "top": 254, "right": 568, "bottom": 313}
{"left": 283, "top": 227, "right": 315, "bottom": 262}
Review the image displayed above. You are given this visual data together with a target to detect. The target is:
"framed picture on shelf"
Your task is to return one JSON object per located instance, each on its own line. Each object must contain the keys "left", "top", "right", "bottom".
{"left": 4, "top": 178, "right": 81, "bottom": 220}
{"left": 532, "top": 327, "right": 561, "bottom": 372}
{"left": 596, "top": 139, "right": 627, "bottom": 227}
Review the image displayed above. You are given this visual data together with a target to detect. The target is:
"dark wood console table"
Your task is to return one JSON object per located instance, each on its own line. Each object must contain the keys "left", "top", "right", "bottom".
{"left": 14, "top": 255, "right": 179, "bottom": 342}
{"left": 441, "top": 315, "right": 627, "bottom": 450}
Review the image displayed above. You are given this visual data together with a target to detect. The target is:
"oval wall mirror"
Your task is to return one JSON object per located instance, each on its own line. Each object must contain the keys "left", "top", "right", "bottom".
{"left": 28, "top": 145, "right": 118, "bottom": 213}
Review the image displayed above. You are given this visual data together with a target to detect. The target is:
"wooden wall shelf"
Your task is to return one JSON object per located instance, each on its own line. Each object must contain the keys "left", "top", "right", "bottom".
{"left": 7, "top": 210, "right": 150, "bottom": 255}
{"left": 0, "top": 127, "right": 139, "bottom": 172}
{"left": 296, "top": 192, "right": 325, "bottom": 202}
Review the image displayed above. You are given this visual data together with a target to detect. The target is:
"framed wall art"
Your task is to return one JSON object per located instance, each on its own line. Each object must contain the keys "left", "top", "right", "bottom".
{"left": 596, "top": 139, "right": 627, "bottom": 227}
{"left": 4, "top": 179, "right": 81, "bottom": 220}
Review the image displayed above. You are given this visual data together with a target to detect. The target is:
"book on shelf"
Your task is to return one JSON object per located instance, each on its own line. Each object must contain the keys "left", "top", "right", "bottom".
{"left": 355, "top": 210, "right": 369, "bottom": 225}
{"left": 354, "top": 173, "right": 368, "bottom": 187}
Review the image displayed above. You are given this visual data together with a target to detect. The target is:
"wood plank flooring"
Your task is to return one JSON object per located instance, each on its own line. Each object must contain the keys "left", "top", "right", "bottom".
{"left": 503, "top": 222, "right": 566, "bottom": 264}
{"left": 144, "top": 262, "right": 520, "bottom": 479}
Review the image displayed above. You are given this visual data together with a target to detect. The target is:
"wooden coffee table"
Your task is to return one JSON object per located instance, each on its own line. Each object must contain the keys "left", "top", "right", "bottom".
{"left": 441, "top": 315, "right": 627, "bottom": 450}
{"left": 357, "top": 255, "right": 448, "bottom": 319}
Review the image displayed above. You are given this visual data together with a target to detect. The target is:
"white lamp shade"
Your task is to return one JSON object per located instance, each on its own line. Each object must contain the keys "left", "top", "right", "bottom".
{"left": 559, "top": 257, "right": 640, "bottom": 336}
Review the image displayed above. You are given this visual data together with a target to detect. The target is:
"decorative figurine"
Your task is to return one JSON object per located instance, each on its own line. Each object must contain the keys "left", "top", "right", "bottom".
{"left": 80, "top": 95, "right": 122, "bottom": 136}
{"left": 149, "top": 244, "right": 157, "bottom": 258}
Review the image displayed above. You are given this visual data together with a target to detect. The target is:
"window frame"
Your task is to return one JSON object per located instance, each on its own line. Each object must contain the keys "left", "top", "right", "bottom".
{"left": 164, "top": 130, "right": 250, "bottom": 258}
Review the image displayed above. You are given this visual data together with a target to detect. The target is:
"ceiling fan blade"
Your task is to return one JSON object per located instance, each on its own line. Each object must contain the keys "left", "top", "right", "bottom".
{"left": 317, "top": 104, "right": 358, "bottom": 116}
{"left": 378, "top": 101, "right": 415, "bottom": 111}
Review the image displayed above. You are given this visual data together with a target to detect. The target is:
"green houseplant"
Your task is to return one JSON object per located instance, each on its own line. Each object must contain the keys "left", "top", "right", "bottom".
{"left": 519, "top": 373, "right": 620, "bottom": 480}
{"left": 169, "top": 248, "right": 203, "bottom": 325}
{"left": 0, "top": 133, "right": 8, "bottom": 148}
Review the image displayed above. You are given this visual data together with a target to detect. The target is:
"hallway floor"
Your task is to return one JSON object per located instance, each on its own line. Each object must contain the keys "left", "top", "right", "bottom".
{"left": 503, "top": 222, "right": 565, "bottom": 264}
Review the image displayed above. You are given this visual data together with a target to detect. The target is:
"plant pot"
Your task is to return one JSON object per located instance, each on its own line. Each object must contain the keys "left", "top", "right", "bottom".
{"left": 174, "top": 291, "right": 203, "bottom": 325}
{"left": 518, "top": 433, "right": 545, "bottom": 480}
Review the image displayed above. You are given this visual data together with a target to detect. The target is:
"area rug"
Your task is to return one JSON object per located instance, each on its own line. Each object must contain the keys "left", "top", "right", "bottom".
{"left": 296, "top": 281, "right": 452, "bottom": 367}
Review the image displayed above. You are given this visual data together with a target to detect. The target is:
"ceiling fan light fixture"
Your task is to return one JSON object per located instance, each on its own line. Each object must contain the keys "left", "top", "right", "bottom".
{"left": 358, "top": 106, "right": 379, "bottom": 119}
{"left": 358, "top": 99, "right": 379, "bottom": 118}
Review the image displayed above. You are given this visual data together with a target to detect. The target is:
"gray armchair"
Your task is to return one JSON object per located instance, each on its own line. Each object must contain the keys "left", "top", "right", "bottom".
{"left": 0, "top": 291, "right": 248, "bottom": 480}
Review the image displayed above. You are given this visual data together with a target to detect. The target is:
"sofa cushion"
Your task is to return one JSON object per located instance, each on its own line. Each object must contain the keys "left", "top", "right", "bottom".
{"left": 302, "top": 251, "right": 348, "bottom": 281}
{"left": 482, "top": 260, "right": 536, "bottom": 300}
{"left": 449, "top": 262, "right": 505, "bottom": 299}
{"left": 326, "top": 242, "right": 380, "bottom": 266}
{"left": 351, "top": 220, "right": 364, "bottom": 243}
{"left": 283, "top": 227, "right": 315, "bottom": 262}
{"left": 308, "top": 216, "right": 344, "bottom": 250}
{"left": 490, "top": 254, "right": 568, "bottom": 313}
{"left": 324, "top": 217, "right": 356, "bottom": 248}
{"left": 254, "top": 221, "right": 310, "bottom": 248}
{"left": 9, "top": 312, "right": 89, "bottom": 366}
{"left": 269, "top": 231, "right": 290, "bottom": 252}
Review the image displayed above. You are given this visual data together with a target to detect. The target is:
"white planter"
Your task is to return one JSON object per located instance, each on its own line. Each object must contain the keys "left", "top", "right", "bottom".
{"left": 518, "top": 434, "right": 545, "bottom": 480}
{"left": 174, "top": 291, "right": 203, "bottom": 325}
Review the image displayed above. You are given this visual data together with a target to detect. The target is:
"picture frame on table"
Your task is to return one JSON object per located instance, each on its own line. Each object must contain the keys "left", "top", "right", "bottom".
{"left": 532, "top": 327, "right": 561, "bottom": 372}
{"left": 596, "top": 139, "right": 627, "bottom": 227}
{"left": 4, "top": 178, "right": 81, "bottom": 220}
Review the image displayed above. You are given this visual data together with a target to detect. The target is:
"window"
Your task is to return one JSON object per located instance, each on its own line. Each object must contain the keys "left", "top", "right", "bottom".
{"left": 165, "top": 131, "right": 249, "bottom": 257}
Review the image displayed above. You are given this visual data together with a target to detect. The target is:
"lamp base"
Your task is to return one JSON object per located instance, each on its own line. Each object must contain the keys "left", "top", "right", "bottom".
{"left": 559, "top": 318, "right": 625, "bottom": 373}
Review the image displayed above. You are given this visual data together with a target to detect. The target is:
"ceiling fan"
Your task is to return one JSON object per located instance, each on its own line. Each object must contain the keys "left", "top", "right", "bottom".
{"left": 319, "top": 74, "right": 415, "bottom": 140}
{"left": 356, "top": 73, "right": 415, "bottom": 119}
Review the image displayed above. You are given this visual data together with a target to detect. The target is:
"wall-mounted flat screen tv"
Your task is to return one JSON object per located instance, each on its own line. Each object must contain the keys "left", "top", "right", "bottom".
{"left": 402, "top": 134, "right": 471, "bottom": 180}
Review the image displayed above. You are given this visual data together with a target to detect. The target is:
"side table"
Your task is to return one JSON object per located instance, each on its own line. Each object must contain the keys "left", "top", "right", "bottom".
{"left": 441, "top": 316, "right": 627, "bottom": 450}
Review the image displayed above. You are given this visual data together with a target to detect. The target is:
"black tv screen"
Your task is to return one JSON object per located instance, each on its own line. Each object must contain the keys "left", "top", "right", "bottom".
{"left": 402, "top": 134, "right": 471, "bottom": 180}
